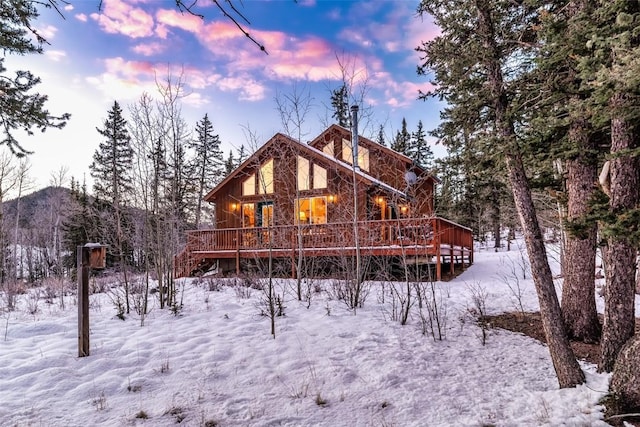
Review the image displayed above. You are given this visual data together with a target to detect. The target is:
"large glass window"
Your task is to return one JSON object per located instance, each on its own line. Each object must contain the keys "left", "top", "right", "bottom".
{"left": 242, "top": 203, "right": 255, "bottom": 228}
{"left": 358, "top": 145, "right": 369, "bottom": 171}
{"left": 341, "top": 138, "right": 352, "bottom": 165}
{"left": 242, "top": 174, "right": 255, "bottom": 196}
{"left": 261, "top": 203, "right": 273, "bottom": 227}
{"left": 297, "top": 156, "right": 310, "bottom": 191}
{"left": 341, "top": 138, "right": 369, "bottom": 171}
{"left": 323, "top": 141, "right": 334, "bottom": 157}
{"left": 313, "top": 164, "right": 327, "bottom": 189}
{"left": 258, "top": 158, "right": 274, "bottom": 194}
{"left": 296, "top": 197, "right": 327, "bottom": 225}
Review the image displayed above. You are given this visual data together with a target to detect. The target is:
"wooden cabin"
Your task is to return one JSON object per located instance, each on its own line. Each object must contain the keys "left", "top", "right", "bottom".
{"left": 174, "top": 124, "right": 473, "bottom": 281}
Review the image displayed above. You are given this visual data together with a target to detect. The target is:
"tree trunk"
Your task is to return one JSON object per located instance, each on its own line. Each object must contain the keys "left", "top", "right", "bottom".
{"left": 505, "top": 149, "right": 585, "bottom": 387}
{"left": 600, "top": 92, "right": 638, "bottom": 372}
{"left": 491, "top": 185, "right": 501, "bottom": 251}
{"left": 609, "top": 335, "right": 640, "bottom": 415}
{"left": 475, "top": 0, "right": 584, "bottom": 388}
{"left": 561, "top": 118, "right": 600, "bottom": 342}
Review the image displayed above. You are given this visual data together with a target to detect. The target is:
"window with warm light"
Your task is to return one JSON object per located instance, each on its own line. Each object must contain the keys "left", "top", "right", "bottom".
{"left": 323, "top": 141, "right": 334, "bottom": 157}
{"left": 358, "top": 145, "right": 369, "bottom": 171}
{"left": 242, "top": 203, "right": 255, "bottom": 228}
{"left": 341, "top": 138, "right": 369, "bottom": 171}
{"left": 242, "top": 174, "right": 255, "bottom": 196}
{"left": 313, "top": 164, "right": 327, "bottom": 189}
{"left": 261, "top": 203, "right": 273, "bottom": 228}
{"left": 342, "top": 138, "right": 352, "bottom": 165}
{"left": 258, "top": 158, "right": 274, "bottom": 194}
{"left": 297, "top": 156, "right": 310, "bottom": 191}
{"left": 295, "top": 197, "right": 327, "bottom": 225}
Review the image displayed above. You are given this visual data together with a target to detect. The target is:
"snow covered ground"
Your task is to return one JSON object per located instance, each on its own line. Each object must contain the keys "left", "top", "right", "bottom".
{"left": 0, "top": 242, "right": 628, "bottom": 427}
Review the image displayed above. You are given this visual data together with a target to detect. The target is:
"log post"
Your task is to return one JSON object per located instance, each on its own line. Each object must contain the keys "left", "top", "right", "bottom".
{"left": 78, "top": 243, "right": 105, "bottom": 357}
{"left": 77, "top": 246, "right": 90, "bottom": 357}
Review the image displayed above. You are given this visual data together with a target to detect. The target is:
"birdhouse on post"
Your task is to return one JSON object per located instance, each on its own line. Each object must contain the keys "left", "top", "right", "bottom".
{"left": 78, "top": 243, "right": 107, "bottom": 357}
{"left": 85, "top": 243, "right": 107, "bottom": 269}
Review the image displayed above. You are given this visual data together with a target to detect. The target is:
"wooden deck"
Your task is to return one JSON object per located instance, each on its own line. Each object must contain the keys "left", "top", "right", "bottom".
{"left": 174, "top": 217, "right": 473, "bottom": 281}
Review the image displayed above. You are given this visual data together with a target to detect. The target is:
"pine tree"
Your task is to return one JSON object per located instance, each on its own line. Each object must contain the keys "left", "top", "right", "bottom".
{"left": 90, "top": 100, "right": 134, "bottom": 312}
{"left": 376, "top": 125, "right": 386, "bottom": 146}
{"left": 391, "top": 118, "right": 411, "bottom": 155}
{"left": 578, "top": 0, "right": 640, "bottom": 372}
{"left": 409, "top": 120, "right": 434, "bottom": 169}
{"left": 189, "top": 114, "right": 224, "bottom": 228}
{"left": 417, "top": 0, "right": 585, "bottom": 388}
{"left": 0, "top": 0, "right": 70, "bottom": 156}
{"left": 330, "top": 84, "right": 350, "bottom": 127}
{"left": 533, "top": 0, "right": 602, "bottom": 344}
{"left": 236, "top": 144, "right": 248, "bottom": 165}
{"left": 224, "top": 150, "right": 235, "bottom": 176}
{"left": 91, "top": 101, "right": 134, "bottom": 205}
{"left": 62, "top": 178, "right": 96, "bottom": 270}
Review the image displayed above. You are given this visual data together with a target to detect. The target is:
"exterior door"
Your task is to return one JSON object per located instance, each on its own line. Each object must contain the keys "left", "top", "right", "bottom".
{"left": 257, "top": 201, "right": 273, "bottom": 245}
{"left": 257, "top": 201, "right": 273, "bottom": 227}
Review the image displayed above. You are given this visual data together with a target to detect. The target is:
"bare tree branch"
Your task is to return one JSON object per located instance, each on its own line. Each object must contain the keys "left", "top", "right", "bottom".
{"left": 175, "top": 0, "right": 269, "bottom": 54}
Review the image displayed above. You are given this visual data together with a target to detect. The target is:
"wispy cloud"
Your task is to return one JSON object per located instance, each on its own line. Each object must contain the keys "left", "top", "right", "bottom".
{"left": 217, "top": 74, "right": 267, "bottom": 102}
{"left": 37, "top": 25, "right": 58, "bottom": 41}
{"left": 131, "top": 42, "right": 165, "bottom": 56}
{"left": 90, "top": 0, "right": 154, "bottom": 38}
{"left": 155, "top": 8, "right": 203, "bottom": 34}
{"left": 45, "top": 50, "right": 66, "bottom": 62}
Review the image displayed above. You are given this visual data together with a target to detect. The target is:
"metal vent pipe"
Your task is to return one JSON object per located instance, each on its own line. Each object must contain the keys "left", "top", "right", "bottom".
{"left": 350, "top": 105, "right": 359, "bottom": 171}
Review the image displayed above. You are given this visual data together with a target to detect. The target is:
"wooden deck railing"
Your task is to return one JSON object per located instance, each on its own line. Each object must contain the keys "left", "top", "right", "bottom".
{"left": 175, "top": 217, "right": 473, "bottom": 279}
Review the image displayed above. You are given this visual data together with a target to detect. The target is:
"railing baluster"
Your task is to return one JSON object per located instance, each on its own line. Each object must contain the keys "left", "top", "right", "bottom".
{"left": 175, "top": 216, "right": 473, "bottom": 278}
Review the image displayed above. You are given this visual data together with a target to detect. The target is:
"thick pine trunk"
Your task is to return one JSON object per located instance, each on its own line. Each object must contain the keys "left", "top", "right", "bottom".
{"left": 475, "top": 0, "right": 584, "bottom": 388}
{"left": 561, "top": 118, "right": 600, "bottom": 342}
{"left": 505, "top": 149, "right": 585, "bottom": 388}
{"left": 600, "top": 92, "right": 638, "bottom": 372}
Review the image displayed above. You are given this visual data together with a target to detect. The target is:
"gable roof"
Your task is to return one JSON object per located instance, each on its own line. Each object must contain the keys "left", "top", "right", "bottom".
{"left": 309, "top": 124, "right": 441, "bottom": 184}
{"left": 204, "top": 131, "right": 410, "bottom": 202}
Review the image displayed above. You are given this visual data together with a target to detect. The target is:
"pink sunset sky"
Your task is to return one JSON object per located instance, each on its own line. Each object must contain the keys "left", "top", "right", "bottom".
{"left": 10, "top": 0, "right": 443, "bottom": 190}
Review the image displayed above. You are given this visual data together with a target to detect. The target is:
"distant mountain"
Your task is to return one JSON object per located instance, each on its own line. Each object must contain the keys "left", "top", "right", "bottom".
{"left": 3, "top": 186, "right": 72, "bottom": 229}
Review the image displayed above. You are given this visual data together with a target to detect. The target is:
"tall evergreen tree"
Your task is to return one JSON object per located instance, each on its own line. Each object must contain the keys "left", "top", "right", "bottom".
{"left": 189, "top": 114, "right": 224, "bottom": 228}
{"left": 224, "top": 149, "right": 235, "bottom": 176}
{"left": 90, "top": 100, "right": 134, "bottom": 312}
{"left": 391, "top": 118, "right": 411, "bottom": 155}
{"left": 533, "top": 0, "right": 602, "bottom": 344}
{"left": 417, "top": 0, "right": 585, "bottom": 388}
{"left": 236, "top": 144, "right": 248, "bottom": 165}
{"left": 330, "top": 84, "right": 350, "bottom": 127}
{"left": 579, "top": 0, "right": 640, "bottom": 372}
{"left": 409, "top": 120, "right": 434, "bottom": 169}
{"left": 62, "top": 178, "right": 96, "bottom": 269}
{"left": 91, "top": 101, "right": 134, "bottom": 205}
{"left": 0, "top": 0, "right": 69, "bottom": 156}
{"left": 376, "top": 125, "right": 387, "bottom": 146}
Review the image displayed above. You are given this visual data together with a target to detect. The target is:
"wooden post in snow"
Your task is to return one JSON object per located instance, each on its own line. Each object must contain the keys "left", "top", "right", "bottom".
{"left": 78, "top": 243, "right": 106, "bottom": 357}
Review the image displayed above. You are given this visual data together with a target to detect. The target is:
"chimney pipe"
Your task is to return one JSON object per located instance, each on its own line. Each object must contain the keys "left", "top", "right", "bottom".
{"left": 350, "top": 105, "right": 359, "bottom": 171}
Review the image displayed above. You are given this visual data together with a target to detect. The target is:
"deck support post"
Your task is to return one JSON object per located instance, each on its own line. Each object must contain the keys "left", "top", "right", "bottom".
{"left": 291, "top": 231, "right": 297, "bottom": 279}
{"left": 450, "top": 252, "right": 455, "bottom": 275}
{"left": 235, "top": 229, "right": 240, "bottom": 275}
